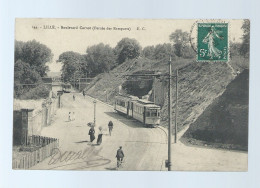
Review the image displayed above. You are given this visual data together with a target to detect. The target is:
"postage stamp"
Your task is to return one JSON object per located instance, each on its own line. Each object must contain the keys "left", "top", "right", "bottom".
{"left": 197, "top": 22, "right": 228, "bottom": 62}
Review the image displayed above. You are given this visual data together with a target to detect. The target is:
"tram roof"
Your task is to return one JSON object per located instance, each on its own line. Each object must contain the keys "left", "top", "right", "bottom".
{"left": 115, "top": 94, "right": 139, "bottom": 101}
{"left": 137, "top": 99, "right": 154, "bottom": 104}
{"left": 145, "top": 104, "right": 161, "bottom": 109}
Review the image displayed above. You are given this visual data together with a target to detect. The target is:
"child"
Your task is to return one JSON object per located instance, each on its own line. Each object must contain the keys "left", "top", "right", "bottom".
{"left": 68, "top": 112, "right": 71, "bottom": 121}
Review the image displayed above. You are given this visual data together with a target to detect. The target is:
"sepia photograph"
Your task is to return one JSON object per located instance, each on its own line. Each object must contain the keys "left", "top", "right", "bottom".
{"left": 12, "top": 18, "right": 249, "bottom": 171}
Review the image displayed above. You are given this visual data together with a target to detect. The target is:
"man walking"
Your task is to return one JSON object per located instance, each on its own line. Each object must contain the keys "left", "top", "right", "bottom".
{"left": 108, "top": 120, "right": 113, "bottom": 136}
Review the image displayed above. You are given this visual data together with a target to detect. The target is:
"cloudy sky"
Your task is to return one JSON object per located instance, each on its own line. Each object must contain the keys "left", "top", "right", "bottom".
{"left": 15, "top": 19, "right": 244, "bottom": 72}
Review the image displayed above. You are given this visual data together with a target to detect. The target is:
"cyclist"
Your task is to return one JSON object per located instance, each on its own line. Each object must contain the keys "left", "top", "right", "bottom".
{"left": 116, "top": 146, "right": 124, "bottom": 169}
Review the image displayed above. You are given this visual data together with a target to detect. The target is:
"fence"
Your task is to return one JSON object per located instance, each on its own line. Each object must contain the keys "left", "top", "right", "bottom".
{"left": 13, "top": 136, "right": 59, "bottom": 169}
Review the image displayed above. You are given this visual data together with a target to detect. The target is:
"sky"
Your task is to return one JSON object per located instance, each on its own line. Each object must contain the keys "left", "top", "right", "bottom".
{"left": 15, "top": 19, "right": 244, "bottom": 72}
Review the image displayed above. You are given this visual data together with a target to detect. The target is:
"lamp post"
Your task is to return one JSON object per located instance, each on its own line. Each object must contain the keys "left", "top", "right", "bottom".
{"left": 93, "top": 100, "right": 96, "bottom": 126}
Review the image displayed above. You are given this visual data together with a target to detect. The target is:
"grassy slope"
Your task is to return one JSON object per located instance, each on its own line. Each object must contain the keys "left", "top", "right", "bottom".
{"left": 183, "top": 69, "right": 249, "bottom": 151}
{"left": 159, "top": 61, "right": 234, "bottom": 132}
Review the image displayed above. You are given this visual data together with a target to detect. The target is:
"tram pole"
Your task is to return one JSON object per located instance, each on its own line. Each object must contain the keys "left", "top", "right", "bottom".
{"left": 168, "top": 56, "right": 172, "bottom": 171}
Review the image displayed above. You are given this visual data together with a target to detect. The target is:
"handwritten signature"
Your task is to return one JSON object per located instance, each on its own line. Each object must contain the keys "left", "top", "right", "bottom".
{"left": 48, "top": 147, "right": 111, "bottom": 170}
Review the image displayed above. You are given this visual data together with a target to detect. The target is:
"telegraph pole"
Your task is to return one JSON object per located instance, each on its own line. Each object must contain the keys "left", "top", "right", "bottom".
{"left": 175, "top": 69, "right": 178, "bottom": 143}
{"left": 153, "top": 76, "right": 156, "bottom": 103}
{"left": 168, "top": 56, "right": 172, "bottom": 171}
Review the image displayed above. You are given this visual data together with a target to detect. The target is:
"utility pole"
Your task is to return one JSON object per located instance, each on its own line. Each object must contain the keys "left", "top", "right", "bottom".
{"left": 168, "top": 56, "right": 172, "bottom": 171}
{"left": 74, "top": 73, "right": 76, "bottom": 89}
{"left": 93, "top": 100, "right": 96, "bottom": 126}
{"left": 175, "top": 69, "right": 178, "bottom": 143}
{"left": 79, "top": 78, "right": 81, "bottom": 91}
{"left": 153, "top": 76, "right": 156, "bottom": 103}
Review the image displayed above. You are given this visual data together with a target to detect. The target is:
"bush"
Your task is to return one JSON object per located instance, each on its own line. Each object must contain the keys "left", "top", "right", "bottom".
{"left": 20, "top": 84, "right": 50, "bottom": 100}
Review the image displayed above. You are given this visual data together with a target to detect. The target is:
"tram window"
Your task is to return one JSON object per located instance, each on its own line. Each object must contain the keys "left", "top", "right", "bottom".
{"left": 146, "top": 111, "right": 150, "bottom": 117}
{"left": 157, "top": 112, "right": 160, "bottom": 117}
{"left": 151, "top": 110, "right": 157, "bottom": 117}
{"left": 120, "top": 101, "right": 125, "bottom": 107}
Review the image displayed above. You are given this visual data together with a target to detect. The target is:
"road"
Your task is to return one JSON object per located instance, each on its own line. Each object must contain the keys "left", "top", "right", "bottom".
{"left": 31, "top": 92, "right": 247, "bottom": 171}
{"left": 31, "top": 92, "right": 167, "bottom": 170}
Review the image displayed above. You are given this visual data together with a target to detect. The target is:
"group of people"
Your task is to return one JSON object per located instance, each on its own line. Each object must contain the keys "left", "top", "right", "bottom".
{"left": 88, "top": 120, "right": 124, "bottom": 168}
{"left": 88, "top": 126, "right": 103, "bottom": 145}
{"left": 88, "top": 120, "right": 114, "bottom": 145}
{"left": 68, "top": 112, "right": 76, "bottom": 121}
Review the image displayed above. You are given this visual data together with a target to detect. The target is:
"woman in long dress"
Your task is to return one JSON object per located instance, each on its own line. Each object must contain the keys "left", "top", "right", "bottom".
{"left": 97, "top": 127, "right": 103, "bottom": 145}
{"left": 203, "top": 26, "right": 224, "bottom": 59}
{"left": 89, "top": 127, "right": 95, "bottom": 142}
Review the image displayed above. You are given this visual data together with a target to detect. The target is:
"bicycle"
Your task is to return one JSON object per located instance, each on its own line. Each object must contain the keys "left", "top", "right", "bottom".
{"left": 116, "top": 157, "right": 125, "bottom": 170}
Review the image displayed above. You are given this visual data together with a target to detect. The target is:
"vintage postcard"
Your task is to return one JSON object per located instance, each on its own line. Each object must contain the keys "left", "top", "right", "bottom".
{"left": 13, "top": 19, "right": 249, "bottom": 171}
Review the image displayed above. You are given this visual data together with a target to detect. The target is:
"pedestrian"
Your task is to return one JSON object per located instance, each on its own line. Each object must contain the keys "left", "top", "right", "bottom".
{"left": 72, "top": 112, "right": 75, "bottom": 121}
{"left": 88, "top": 126, "right": 95, "bottom": 142}
{"left": 73, "top": 95, "right": 75, "bottom": 101}
{"left": 68, "top": 112, "right": 71, "bottom": 121}
{"left": 83, "top": 90, "right": 86, "bottom": 99}
{"left": 108, "top": 120, "right": 113, "bottom": 136}
{"left": 97, "top": 127, "right": 103, "bottom": 145}
{"left": 116, "top": 146, "right": 124, "bottom": 169}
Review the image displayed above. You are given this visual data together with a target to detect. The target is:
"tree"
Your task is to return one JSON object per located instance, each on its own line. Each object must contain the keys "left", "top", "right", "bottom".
{"left": 153, "top": 43, "right": 175, "bottom": 61}
{"left": 142, "top": 46, "right": 155, "bottom": 59}
{"left": 14, "top": 59, "right": 42, "bottom": 97}
{"left": 14, "top": 40, "right": 53, "bottom": 99}
{"left": 169, "top": 29, "right": 189, "bottom": 57}
{"left": 230, "top": 42, "right": 241, "bottom": 58}
{"left": 240, "top": 19, "right": 250, "bottom": 58}
{"left": 115, "top": 38, "right": 141, "bottom": 64}
{"left": 15, "top": 40, "right": 53, "bottom": 77}
{"left": 57, "top": 51, "right": 86, "bottom": 83}
{"left": 85, "top": 43, "right": 116, "bottom": 77}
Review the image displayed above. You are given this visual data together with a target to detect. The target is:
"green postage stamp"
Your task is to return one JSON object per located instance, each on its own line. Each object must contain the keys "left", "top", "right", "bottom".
{"left": 197, "top": 22, "right": 228, "bottom": 62}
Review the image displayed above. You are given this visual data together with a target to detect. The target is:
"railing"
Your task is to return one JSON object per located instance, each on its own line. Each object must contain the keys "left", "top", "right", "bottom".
{"left": 24, "top": 135, "right": 57, "bottom": 147}
{"left": 13, "top": 135, "right": 59, "bottom": 169}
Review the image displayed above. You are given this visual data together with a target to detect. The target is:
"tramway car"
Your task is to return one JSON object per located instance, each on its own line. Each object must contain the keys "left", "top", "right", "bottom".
{"left": 114, "top": 95, "right": 161, "bottom": 127}
{"left": 62, "top": 83, "right": 72, "bottom": 93}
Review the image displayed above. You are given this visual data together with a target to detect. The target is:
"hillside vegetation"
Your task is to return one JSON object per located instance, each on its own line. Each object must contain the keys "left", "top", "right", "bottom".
{"left": 183, "top": 69, "right": 249, "bottom": 151}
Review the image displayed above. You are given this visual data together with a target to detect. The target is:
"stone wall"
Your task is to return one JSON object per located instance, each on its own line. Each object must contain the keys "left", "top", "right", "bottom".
{"left": 13, "top": 97, "right": 59, "bottom": 146}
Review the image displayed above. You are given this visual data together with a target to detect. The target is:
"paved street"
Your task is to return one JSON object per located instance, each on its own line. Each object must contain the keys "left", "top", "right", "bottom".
{"left": 31, "top": 92, "right": 247, "bottom": 171}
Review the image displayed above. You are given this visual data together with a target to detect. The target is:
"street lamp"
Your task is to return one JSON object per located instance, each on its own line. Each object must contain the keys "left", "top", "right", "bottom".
{"left": 93, "top": 100, "right": 96, "bottom": 126}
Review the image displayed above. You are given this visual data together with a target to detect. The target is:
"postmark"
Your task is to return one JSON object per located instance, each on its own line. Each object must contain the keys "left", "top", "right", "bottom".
{"left": 197, "top": 22, "right": 229, "bottom": 62}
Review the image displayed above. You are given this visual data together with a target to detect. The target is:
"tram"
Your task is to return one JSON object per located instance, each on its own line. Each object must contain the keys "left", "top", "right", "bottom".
{"left": 114, "top": 94, "right": 161, "bottom": 127}
{"left": 62, "top": 83, "right": 72, "bottom": 93}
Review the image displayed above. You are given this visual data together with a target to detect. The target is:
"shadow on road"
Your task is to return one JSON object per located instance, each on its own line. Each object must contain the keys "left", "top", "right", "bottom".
{"left": 105, "top": 167, "right": 117, "bottom": 171}
{"left": 104, "top": 112, "right": 144, "bottom": 129}
{"left": 75, "top": 140, "right": 89, "bottom": 143}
